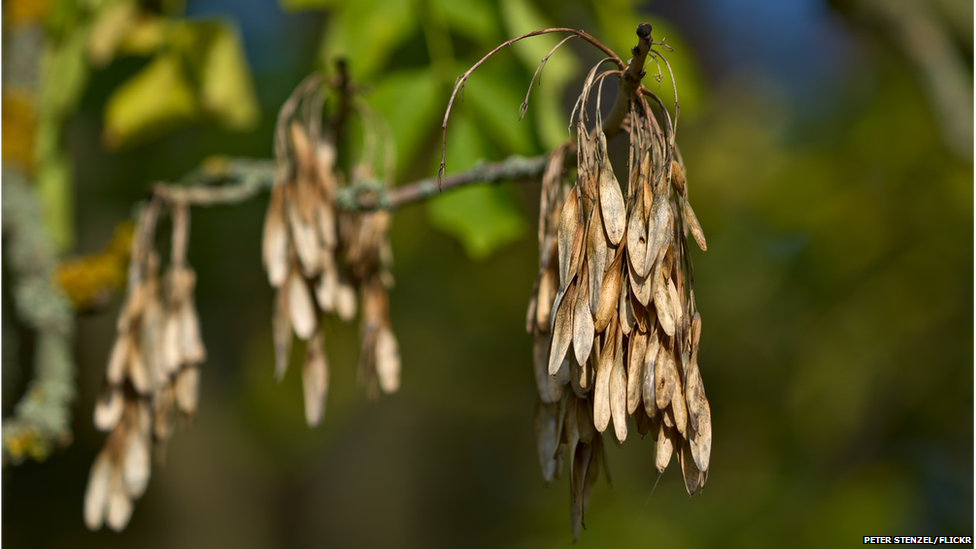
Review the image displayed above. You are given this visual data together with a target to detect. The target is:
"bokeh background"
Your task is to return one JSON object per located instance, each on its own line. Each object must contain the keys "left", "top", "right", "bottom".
{"left": 2, "top": 0, "right": 972, "bottom": 547}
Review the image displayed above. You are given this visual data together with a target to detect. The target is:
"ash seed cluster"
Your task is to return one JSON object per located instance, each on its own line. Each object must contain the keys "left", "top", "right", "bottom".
{"left": 527, "top": 64, "right": 711, "bottom": 540}
{"left": 262, "top": 76, "right": 400, "bottom": 428}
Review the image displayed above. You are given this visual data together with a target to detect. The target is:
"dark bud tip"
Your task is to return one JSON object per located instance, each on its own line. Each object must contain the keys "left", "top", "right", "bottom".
{"left": 636, "top": 23, "right": 652, "bottom": 40}
{"left": 631, "top": 45, "right": 640, "bottom": 56}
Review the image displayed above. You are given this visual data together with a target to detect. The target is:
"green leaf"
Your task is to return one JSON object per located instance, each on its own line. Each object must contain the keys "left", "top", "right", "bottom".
{"left": 182, "top": 21, "right": 261, "bottom": 131}
{"left": 34, "top": 124, "right": 73, "bottom": 252}
{"left": 499, "top": 0, "right": 578, "bottom": 148}
{"left": 369, "top": 68, "right": 441, "bottom": 176}
{"left": 433, "top": 0, "right": 497, "bottom": 44}
{"left": 278, "top": 0, "right": 341, "bottom": 11}
{"left": 39, "top": 26, "right": 90, "bottom": 120}
{"left": 317, "top": 0, "right": 418, "bottom": 81}
{"left": 427, "top": 113, "right": 527, "bottom": 259}
{"left": 103, "top": 53, "right": 197, "bottom": 149}
{"left": 463, "top": 64, "right": 535, "bottom": 155}
{"left": 594, "top": 10, "right": 705, "bottom": 117}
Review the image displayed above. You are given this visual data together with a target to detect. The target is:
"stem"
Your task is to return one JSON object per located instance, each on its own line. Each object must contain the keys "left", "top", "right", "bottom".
{"left": 601, "top": 23, "right": 654, "bottom": 139}
{"left": 150, "top": 153, "right": 552, "bottom": 212}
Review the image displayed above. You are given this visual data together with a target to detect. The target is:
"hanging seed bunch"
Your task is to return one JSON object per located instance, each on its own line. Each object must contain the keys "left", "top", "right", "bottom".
{"left": 85, "top": 200, "right": 204, "bottom": 531}
{"left": 262, "top": 73, "right": 399, "bottom": 427}
{"left": 522, "top": 25, "right": 711, "bottom": 539}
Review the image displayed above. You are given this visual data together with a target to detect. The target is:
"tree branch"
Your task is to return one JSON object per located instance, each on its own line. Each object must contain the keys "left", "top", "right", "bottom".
{"left": 151, "top": 153, "right": 552, "bottom": 212}
{"left": 601, "top": 23, "right": 654, "bottom": 139}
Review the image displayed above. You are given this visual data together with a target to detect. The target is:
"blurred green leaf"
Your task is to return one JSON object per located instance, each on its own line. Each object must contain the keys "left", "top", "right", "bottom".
{"left": 499, "top": 0, "right": 578, "bottom": 148}
{"left": 277, "top": 0, "right": 341, "bottom": 11}
{"left": 86, "top": 0, "right": 137, "bottom": 67}
{"left": 318, "top": 0, "right": 418, "bottom": 80}
{"left": 594, "top": 9, "right": 705, "bottom": 117}
{"left": 181, "top": 21, "right": 262, "bottom": 131}
{"left": 39, "top": 26, "right": 89, "bottom": 119}
{"left": 427, "top": 113, "right": 527, "bottom": 259}
{"left": 103, "top": 53, "right": 197, "bottom": 149}
{"left": 34, "top": 133, "right": 73, "bottom": 251}
{"left": 369, "top": 68, "right": 441, "bottom": 176}
{"left": 464, "top": 64, "right": 535, "bottom": 154}
{"left": 433, "top": 0, "right": 498, "bottom": 43}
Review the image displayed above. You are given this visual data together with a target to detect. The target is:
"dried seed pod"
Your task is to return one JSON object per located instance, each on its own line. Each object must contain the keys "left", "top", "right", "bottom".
{"left": 627, "top": 197, "right": 648, "bottom": 277}
{"left": 557, "top": 185, "right": 579, "bottom": 291}
{"left": 594, "top": 248, "right": 623, "bottom": 333}
{"left": 655, "top": 423, "right": 673, "bottom": 473}
{"left": 679, "top": 438, "right": 701, "bottom": 496}
{"left": 174, "top": 365, "right": 200, "bottom": 417}
{"left": 626, "top": 330, "right": 648, "bottom": 414}
{"left": 94, "top": 387, "right": 125, "bottom": 432}
{"left": 609, "top": 329, "right": 628, "bottom": 443}
{"left": 302, "top": 331, "right": 329, "bottom": 427}
{"left": 586, "top": 206, "right": 608, "bottom": 314}
{"left": 262, "top": 183, "right": 290, "bottom": 288}
{"left": 548, "top": 280, "right": 576, "bottom": 376}
{"left": 286, "top": 268, "right": 317, "bottom": 340}
{"left": 642, "top": 330, "right": 661, "bottom": 419}
{"left": 655, "top": 345, "right": 675, "bottom": 411}
{"left": 596, "top": 133, "right": 626, "bottom": 246}
{"left": 682, "top": 199, "right": 707, "bottom": 252}
{"left": 375, "top": 327, "right": 400, "bottom": 394}
{"left": 572, "top": 264, "right": 595, "bottom": 365}
{"left": 593, "top": 322, "right": 616, "bottom": 433}
{"left": 535, "top": 400, "right": 560, "bottom": 483}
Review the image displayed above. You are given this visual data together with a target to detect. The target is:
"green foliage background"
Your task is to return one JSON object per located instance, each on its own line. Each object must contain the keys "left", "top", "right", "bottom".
{"left": 3, "top": 0, "right": 972, "bottom": 547}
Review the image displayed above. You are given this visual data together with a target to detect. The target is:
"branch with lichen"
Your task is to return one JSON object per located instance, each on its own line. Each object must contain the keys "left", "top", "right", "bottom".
{"left": 147, "top": 153, "right": 552, "bottom": 211}
{"left": 2, "top": 170, "right": 76, "bottom": 465}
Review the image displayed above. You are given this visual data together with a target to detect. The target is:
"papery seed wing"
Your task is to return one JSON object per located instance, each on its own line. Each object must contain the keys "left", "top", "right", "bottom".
{"left": 655, "top": 423, "right": 673, "bottom": 473}
{"left": 594, "top": 248, "right": 623, "bottom": 333}
{"left": 557, "top": 186, "right": 579, "bottom": 292}
{"left": 84, "top": 451, "right": 112, "bottom": 530}
{"left": 122, "top": 433, "right": 151, "bottom": 498}
{"left": 586, "top": 207, "right": 607, "bottom": 314}
{"left": 174, "top": 365, "right": 200, "bottom": 416}
{"left": 272, "top": 287, "right": 292, "bottom": 381}
{"left": 597, "top": 133, "right": 626, "bottom": 245}
{"left": 533, "top": 333, "right": 557, "bottom": 403}
{"left": 179, "top": 298, "right": 206, "bottom": 364}
{"left": 627, "top": 330, "right": 648, "bottom": 414}
{"left": 680, "top": 438, "right": 701, "bottom": 496}
{"left": 286, "top": 268, "right": 317, "bottom": 340}
{"left": 105, "top": 468, "right": 134, "bottom": 532}
{"left": 376, "top": 328, "right": 400, "bottom": 394}
{"left": 655, "top": 345, "right": 674, "bottom": 411}
{"left": 609, "top": 329, "right": 628, "bottom": 443}
{"left": 593, "top": 323, "right": 615, "bottom": 433}
{"left": 642, "top": 330, "right": 660, "bottom": 418}
{"left": 683, "top": 199, "right": 707, "bottom": 252}
{"left": 94, "top": 387, "right": 124, "bottom": 432}
{"left": 644, "top": 193, "right": 672, "bottom": 275}
{"left": 335, "top": 278, "right": 357, "bottom": 322}
{"left": 627, "top": 198, "right": 649, "bottom": 277}
{"left": 547, "top": 280, "right": 576, "bottom": 376}
{"left": 572, "top": 263, "right": 594, "bottom": 365}
{"left": 262, "top": 184, "right": 289, "bottom": 288}
{"left": 302, "top": 332, "right": 329, "bottom": 427}
{"left": 534, "top": 400, "right": 560, "bottom": 483}
{"left": 619, "top": 279, "right": 635, "bottom": 336}
{"left": 106, "top": 335, "right": 130, "bottom": 386}
{"left": 654, "top": 274, "right": 676, "bottom": 338}
{"left": 287, "top": 189, "right": 322, "bottom": 276}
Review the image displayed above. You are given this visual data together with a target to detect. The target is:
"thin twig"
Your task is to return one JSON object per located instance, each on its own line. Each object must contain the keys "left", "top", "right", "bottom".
{"left": 439, "top": 27, "right": 624, "bottom": 186}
